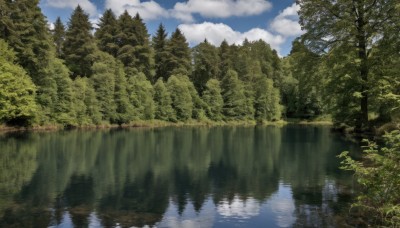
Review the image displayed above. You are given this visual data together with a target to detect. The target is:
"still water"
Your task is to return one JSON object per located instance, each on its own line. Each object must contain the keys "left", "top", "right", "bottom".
{"left": 0, "top": 126, "right": 360, "bottom": 227}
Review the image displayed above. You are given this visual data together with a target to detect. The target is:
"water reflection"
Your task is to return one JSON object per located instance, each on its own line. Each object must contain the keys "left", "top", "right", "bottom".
{"left": 0, "top": 126, "right": 358, "bottom": 227}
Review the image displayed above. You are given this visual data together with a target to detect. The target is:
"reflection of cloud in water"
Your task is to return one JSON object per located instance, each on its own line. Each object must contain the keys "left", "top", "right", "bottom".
{"left": 164, "top": 217, "right": 215, "bottom": 228}
{"left": 217, "top": 196, "right": 261, "bottom": 219}
{"left": 268, "top": 183, "right": 296, "bottom": 228}
{"left": 158, "top": 198, "right": 216, "bottom": 228}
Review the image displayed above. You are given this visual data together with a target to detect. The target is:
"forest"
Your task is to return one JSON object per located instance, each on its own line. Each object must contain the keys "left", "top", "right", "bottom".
{"left": 0, "top": 0, "right": 399, "bottom": 133}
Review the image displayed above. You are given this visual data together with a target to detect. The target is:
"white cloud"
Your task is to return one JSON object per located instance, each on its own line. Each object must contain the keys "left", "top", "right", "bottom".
{"left": 178, "top": 22, "right": 284, "bottom": 53}
{"left": 48, "top": 22, "right": 55, "bottom": 30}
{"left": 105, "top": 0, "right": 168, "bottom": 20}
{"left": 172, "top": 0, "right": 272, "bottom": 23}
{"left": 270, "top": 3, "right": 303, "bottom": 37}
{"left": 44, "top": 0, "right": 98, "bottom": 17}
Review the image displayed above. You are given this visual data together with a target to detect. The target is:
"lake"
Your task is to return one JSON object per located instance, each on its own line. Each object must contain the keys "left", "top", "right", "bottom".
{"left": 0, "top": 126, "right": 360, "bottom": 227}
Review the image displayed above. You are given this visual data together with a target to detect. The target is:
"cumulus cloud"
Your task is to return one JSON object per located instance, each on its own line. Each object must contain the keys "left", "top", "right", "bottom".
{"left": 44, "top": 0, "right": 98, "bottom": 17}
{"left": 270, "top": 3, "right": 304, "bottom": 37}
{"left": 104, "top": 0, "right": 168, "bottom": 20}
{"left": 178, "top": 22, "right": 284, "bottom": 52}
{"left": 172, "top": 0, "right": 272, "bottom": 23}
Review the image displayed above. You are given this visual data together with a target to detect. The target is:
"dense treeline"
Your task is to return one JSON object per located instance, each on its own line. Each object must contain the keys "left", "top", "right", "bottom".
{"left": 0, "top": 0, "right": 399, "bottom": 131}
{"left": 0, "top": 2, "right": 281, "bottom": 127}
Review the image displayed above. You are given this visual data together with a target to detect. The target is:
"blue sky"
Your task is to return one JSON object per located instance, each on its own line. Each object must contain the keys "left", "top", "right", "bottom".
{"left": 39, "top": 0, "right": 303, "bottom": 56}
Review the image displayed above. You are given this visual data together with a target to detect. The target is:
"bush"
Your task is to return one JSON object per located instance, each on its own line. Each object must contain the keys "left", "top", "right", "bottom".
{"left": 339, "top": 130, "right": 400, "bottom": 226}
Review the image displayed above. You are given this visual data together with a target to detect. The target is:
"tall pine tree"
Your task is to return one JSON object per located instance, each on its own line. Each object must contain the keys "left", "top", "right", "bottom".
{"left": 95, "top": 9, "right": 119, "bottom": 57}
{"left": 167, "top": 29, "right": 191, "bottom": 77}
{"left": 63, "top": 5, "right": 97, "bottom": 78}
{"left": 116, "top": 11, "right": 137, "bottom": 75}
{"left": 1, "top": 0, "right": 52, "bottom": 82}
{"left": 152, "top": 24, "right": 171, "bottom": 81}
{"left": 52, "top": 17, "right": 65, "bottom": 58}
{"left": 132, "top": 13, "right": 155, "bottom": 80}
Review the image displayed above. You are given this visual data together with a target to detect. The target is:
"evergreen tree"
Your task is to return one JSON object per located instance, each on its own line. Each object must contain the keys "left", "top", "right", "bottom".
{"left": 202, "top": 79, "right": 224, "bottom": 121}
{"left": 192, "top": 39, "right": 219, "bottom": 94}
{"left": 95, "top": 9, "right": 119, "bottom": 57}
{"left": 132, "top": 13, "right": 155, "bottom": 80}
{"left": 0, "top": 0, "right": 11, "bottom": 39}
{"left": 1, "top": 0, "right": 52, "bottom": 82}
{"left": 49, "top": 58, "right": 76, "bottom": 126}
{"left": 152, "top": 24, "right": 171, "bottom": 81}
{"left": 221, "top": 70, "right": 247, "bottom": 120}
{"left": 153, "top": 78, "right": 176, "bottom": 121}
{"left": 127, "top": 73, "right": 155, "bottom": 120}
{"left": 52, "top": 17, "right": 65, "bottom": 58}
{"left": 113, "top": 62, "right": 134, "bottom": 124}
{"left": 0, "top": 39, "right": 37, "bottom": 126}
{"left": 91, "top": 51, "right": 117, "bottom": 122}
{"left": 116, "top": 11, "right": 137, "bottom": 75}
{"left": 63, "top": 5, "right": 97, "bottom": 78}
{"left": 167, "top": 75, "right": 193, "bottom": 121}
{"left": 167, "top": 29, "right": 191, "bottom": 77}
{"left": 218, "top": 40, "right": 233, "bottom": 79}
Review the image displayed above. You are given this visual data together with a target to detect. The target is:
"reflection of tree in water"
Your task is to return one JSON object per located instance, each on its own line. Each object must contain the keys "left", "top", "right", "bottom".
{"left": 0, "top": 133, "right": 40, "bottom": 227}
{"left": 97, "top": 171, "right": 169, "bottom": 227}
{"left": 0, "top": 126, "right": 356, "bottom": 227}
{"left": 278, "top": 126, "right": 355, "bottom": 227}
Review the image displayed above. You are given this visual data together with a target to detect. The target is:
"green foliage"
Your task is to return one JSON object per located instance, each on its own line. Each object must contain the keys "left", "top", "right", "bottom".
{"left": 152, "top": 24, "right": 171, "bottom": 81}
{"left": 63, "top": 5, "right": 97, "bottom": 78}
{"left": 116, "top": 11, "right": 137, "bottom": 74}
{"left": 153, "top": 78, "right": 176, "bottom": 121}
{"left": 95, "top": 9, "right": 119, "bottom": 57}
{"left": 167, "top": 29, "right": 192, "bottom": 77}
{"left": 192, "top": 40, "right": 219, "bottom": 93}
{"left": 254, "top": 77, "right": 281, "bottom": 121}
{"left": 221, "top": 70, "right": 247, "bottom": 120}
{"left": 0, "top": 0, "right": 52, "bottom": 82}
{"left": 284, "top": 40, "right": 325, "bottom": 118}
{"left": 298, "top": 0, "right": 399, "bottom": 130}
{"left": 339, "top": 131, "right": 400, "bottom": 226}
{"left": 91, "top": 51, "right": 117, "bottom": 122}
{"left": 0, "top": 40, "right": 37, "bottom": 125}
{"left": 128, "top": 73, "right": 155, "bottom": 120}
{"left": 132, "top": 13, "right": 155, "bottom": 81}
{"left": 218, "top": 40, "right": 233, "bottom": 80}
{"left": 202, "top": 79, "right": 224, "bottom": 121}
{"left": 167, "top": 75, "right": 193, "bottom": 121}
{"left": 49, "top": 58, "right": 76, "bottom": 126}
{"left": 52, "top": 17, "right": 65, "bottom": 58}
{"left": 184, "top": 75, "right": 207, "bottom": 120}
{"left": 113, "top": 63, "right": 135, "bottom": 124}
{"left": 73, "top": 77, "right": 102, "bottom": 125}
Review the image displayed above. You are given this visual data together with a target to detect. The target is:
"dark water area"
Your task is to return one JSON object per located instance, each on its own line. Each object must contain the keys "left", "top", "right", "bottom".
{"left": 0, "top": 126, "right": 360, "bottom": 227}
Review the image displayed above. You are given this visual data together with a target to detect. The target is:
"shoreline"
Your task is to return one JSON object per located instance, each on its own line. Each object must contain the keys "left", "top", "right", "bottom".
{"left": 0, "top": 119, "right": 335, "bottom": 134}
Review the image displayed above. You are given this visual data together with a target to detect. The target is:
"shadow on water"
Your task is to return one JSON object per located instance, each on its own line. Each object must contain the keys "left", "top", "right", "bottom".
{"left": 0, "top": 126, "right": 360, "bottom": 227}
